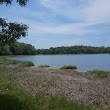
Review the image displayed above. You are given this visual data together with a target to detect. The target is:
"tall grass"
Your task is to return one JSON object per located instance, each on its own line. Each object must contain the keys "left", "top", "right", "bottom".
{"left": 87, "top": 70, "right": 110, "bottom": 78}
{"left": 0, "top": 80, "right": 36, "bottom": 110}
{"left": 38, "top": 65, "right": 50, "bottom": 68}
{"left": 20, "top": 61, "right": 34, "bottom": 67}
{"left": 60, "top": 65, "right": 77, "bottom": 70}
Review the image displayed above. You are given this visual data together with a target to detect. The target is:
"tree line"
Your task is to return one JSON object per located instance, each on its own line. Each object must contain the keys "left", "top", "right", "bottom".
{"left": 36, "top": 46, "right": 110, "bottom": 54}
{"left": 0, "top": 42, "right": 37, "bottom": 55}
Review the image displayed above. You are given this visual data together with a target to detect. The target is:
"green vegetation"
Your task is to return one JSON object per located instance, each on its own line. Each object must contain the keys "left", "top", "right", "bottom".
{"left": 0, "top": 85, "right": 36, "bottom": 110}
{"left": 0, "top": 0, "right": 29, "bottom": 45}
{"left": 0, "top": 56, "right": 96, "bottom": 110}
{"left": 0, "top": 42, "right": 37, "bottom": 55}
{"left": 0, "top": 81, "right": 95, "bottom": 110}
{"left": 35, "top": 94, "right": 95, "bottom": 110}
{"left": 0, "top": 0, "right": 33, "bottom": 56}
{"left": 37, "top": 46, "right": 110, "bottom": 54}
{"left": 87, "top": 70, "right": 110, "bottom": 78}
{"left": 38, "top": 65, "right": 50, "bottom": 68}
{"left": 0, "top": 18, "right": 28, "bottom": 45}
{"left": 21, "top": 61, "right": 34, "bottom": 67}
{"left": 10, "top": 42, "right": 37, "bottom": 55}
{"left": 0, "top": 56, "right": 34, "bottom": 67}
{"left": 2, "top": 44, "right": 110, "bottom": 56}
{"left": 60, "top": 65, "right": 77, "bottom": 70}
{"left": 8, "top": 60, "right": 20, "bottom": 65}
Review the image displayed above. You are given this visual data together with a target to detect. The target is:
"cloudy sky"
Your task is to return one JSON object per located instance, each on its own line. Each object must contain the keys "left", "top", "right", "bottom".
{"left": 0, "top": 0, "right": 110, "bottom": 49}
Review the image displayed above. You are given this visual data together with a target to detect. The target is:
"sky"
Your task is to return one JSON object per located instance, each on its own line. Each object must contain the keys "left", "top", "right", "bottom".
{"left": 0, "top": 0, "right": 110, "bottom": 49}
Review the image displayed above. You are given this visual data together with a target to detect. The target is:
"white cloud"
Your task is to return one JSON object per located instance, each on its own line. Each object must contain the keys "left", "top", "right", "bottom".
{"left": 84, "top": 0, "right": 110, "bottom": 23}
{"left": 40, "top": 0, "right": 110, "bottom": 24}
{"left": 2, "top": 0, "right": 110, "bottom": 36}
{"left": 1, "top": 0, "right": 110, "bottom": 48}
{"left": 15, "top": 19, "right": 96, "bottom": 36}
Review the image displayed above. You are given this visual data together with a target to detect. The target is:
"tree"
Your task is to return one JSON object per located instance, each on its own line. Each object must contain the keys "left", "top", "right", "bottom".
{"left": 0, "top": 0, "right": 29, "bottom": 6}
{"left": 0, "top": 0, "right": 29, "bottom": 45}
{"left": 0, "top": 18, "right": 28, "bottom": 45}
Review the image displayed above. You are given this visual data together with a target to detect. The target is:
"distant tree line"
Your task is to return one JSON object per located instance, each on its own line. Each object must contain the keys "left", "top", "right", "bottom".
{"left": 1, "top": 45, "right": 110, "bottom": 56}
{"left": 36, "top": 46, "right": 110, "bottom": 54}
{"left": 0, "top": 42, "right": 37, "bottom": 55}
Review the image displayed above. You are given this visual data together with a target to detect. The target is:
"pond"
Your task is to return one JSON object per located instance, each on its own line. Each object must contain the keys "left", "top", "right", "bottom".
{"left": 10, "top": 54, "right": 110, "bottom": 71}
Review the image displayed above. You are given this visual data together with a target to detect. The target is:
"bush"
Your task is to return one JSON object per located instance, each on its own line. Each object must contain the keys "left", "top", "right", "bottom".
{"left": 8, "top": 60, "right": 20, "bottom": 65}
{"left": 0, "top": 94, "right": 33, "bottom": 110}
{"left": 60, "top": 65, "right": 77, "bottom": 70}
{"left": 87, "top": 70, "right": 110, "bottom": 78}
{"left": 38, "top": 65, "right": 50, "bottom": 68}
{"left": 0, "top": 81, "right": 36, "bottom": 110}
{"left": 21, "top": 61, "right": 34, "bottom": 67}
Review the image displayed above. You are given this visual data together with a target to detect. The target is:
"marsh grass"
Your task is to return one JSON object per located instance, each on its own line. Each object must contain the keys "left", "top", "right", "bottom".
{"left": 87, "top": 70, "right": 110, "bottom": 78}
{"left": 21, "top": 61, "right": 34, "bottom": 67}
{"left": 60, "top": 65, "right": 77, "bottom": 70}
{"left": 38, "top": 65, "right": 50, "bottom": 68}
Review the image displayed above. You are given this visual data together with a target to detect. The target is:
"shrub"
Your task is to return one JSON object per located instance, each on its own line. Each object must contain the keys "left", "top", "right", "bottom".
{"left": 38, "top": 65, "right": 50, "bottom": 68}
{"left": 8, "top": 60, "right": 20, "bottom": 65}
{"left": 60, "top": 65, "right": 77, "bottom": 70}
{"left": 87, "top": 70, "right": 110, "bottom": 78}
{"left": 21, "top": 61, "right": 34, "bottom": 67}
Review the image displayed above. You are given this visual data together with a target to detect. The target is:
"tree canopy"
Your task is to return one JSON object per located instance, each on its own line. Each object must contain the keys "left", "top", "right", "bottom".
{"left": 36, "top": 46, "right": 110, "bottom": 55}
{"left": 0, "top": 42, "right": 37, "bottom": 55}
{"left": 0, "top": 18, "right": 28, "bottom": 45}
{"left": 0, "top": 0, "right": 29, "bottom": 46}
{"left": 0, "top": 0, "right": 29, "bottom": 6}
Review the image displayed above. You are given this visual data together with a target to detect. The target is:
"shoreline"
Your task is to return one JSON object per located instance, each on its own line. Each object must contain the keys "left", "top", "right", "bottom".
{"left": 0, "top": 56, "right": 110, "bottom": 110}
{"left": 8, "top": 54, "right": 110, "bottom": 72}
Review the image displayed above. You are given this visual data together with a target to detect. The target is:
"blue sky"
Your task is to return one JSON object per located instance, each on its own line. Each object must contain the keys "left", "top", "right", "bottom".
{"left": 0, "top": 0, "right": 110, "bottom": 49}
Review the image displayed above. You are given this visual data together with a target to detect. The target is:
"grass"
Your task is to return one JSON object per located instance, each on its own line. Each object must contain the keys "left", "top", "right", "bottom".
{"left": 0, "top": 80, "right": 36, "bottom": 110}
{"left": 0, "top": 56, "right": 96, "bottom": 110}
{"left": 60, "top": 65, "right": 77, "bottom": 70}
{"left": 87, "top": 70, "right": 110, "bottom": 78}
{"left": 21, "top": 61, "right": 34, "bottom": 67}
{"left": 0, "top": 80, "right": 95, "bottom": 110}
{"left": 0, "top": 56, "right": 34, "bottom": 67}
{"left": 35, "top": 93, "right": 95, "bottom": 110}
{"left": 38, "top": 65, "right": 50, "bottom": 68}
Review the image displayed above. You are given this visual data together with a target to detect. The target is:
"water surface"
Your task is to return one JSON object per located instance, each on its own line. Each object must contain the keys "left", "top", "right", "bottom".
{"left": 10, "top": 54, "right": 110, "bottom": 71}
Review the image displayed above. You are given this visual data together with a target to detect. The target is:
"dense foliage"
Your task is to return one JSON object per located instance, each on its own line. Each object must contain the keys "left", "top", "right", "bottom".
{"left": 0, "top": 18, "right": 28, "bottom": 45}
{"left": 60, "top": 65, "right": 77, "bottom": 70}
{"left": 0, "top": 0, "right": 29, "bottom": 46}
{"left": 0, "top": 42, "right": 37, "bottom": 55}
{"left": 37, "top": 46, "right": 110, "bottom": 54}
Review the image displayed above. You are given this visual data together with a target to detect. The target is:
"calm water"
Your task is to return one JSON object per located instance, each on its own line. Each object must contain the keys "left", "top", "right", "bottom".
{"left": 10, "top": 54, "right": 110, "bottom": 71}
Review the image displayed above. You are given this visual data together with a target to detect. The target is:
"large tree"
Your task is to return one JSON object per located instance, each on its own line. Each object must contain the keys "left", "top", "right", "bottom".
{"left": 0, "top": 0, "right": 29, "bottom": 45}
